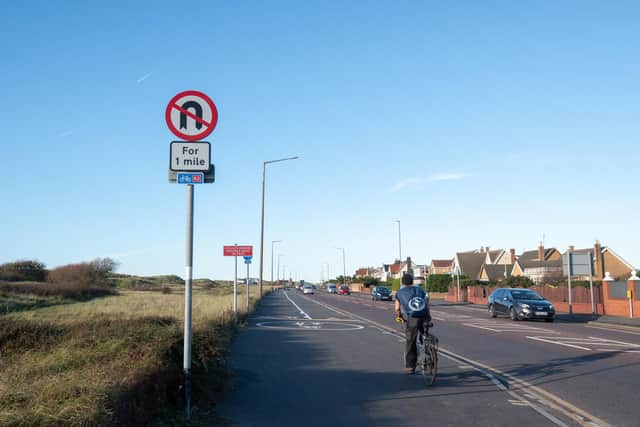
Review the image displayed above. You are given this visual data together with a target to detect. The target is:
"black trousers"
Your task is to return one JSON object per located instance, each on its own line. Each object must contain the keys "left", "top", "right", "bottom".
{"left": 404, "top": 317, "right": 425, "bottom": 369}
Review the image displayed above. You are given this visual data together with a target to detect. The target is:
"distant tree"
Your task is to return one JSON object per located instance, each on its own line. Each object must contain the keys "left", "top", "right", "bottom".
{"left": 0, "top": 260, "right": 47, "bottom": 282}
{"left": 361, "top": 276, "right": 379, "bottom": 287}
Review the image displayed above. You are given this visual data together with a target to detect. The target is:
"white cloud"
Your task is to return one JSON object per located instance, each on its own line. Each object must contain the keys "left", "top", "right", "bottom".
{"left": 428, "top": 173, "right": 466, "bottom": 182}
{"left": 390, "top": 177, "right": 425, "bottom": 192}
{"left": 136, "top": 73, "right": 152, "bottom": 84}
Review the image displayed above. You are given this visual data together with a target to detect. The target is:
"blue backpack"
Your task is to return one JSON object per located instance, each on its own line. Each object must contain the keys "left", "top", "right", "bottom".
{"left": 399, "top": 286, "right": 429, "bottom": 318}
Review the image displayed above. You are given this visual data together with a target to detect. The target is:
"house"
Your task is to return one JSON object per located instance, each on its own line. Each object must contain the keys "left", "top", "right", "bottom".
{"left": 354, "top": 267, "right": 373, "bottom": 278}
{"left": 373, "top": 264, "right": 391, "bottom": 282}
{"left": 566, "top": 240, "right": 635, "bottom": 280}
{"left": 453, "top": 250, "right": 487, "bottom": 280}
{"left": 429, "top": 259, "right": 453, "bottom": 275}
{"left": 511, "top": 243, "right": 563, "bottom": 284}
{"left": 493, "top": 249, "right": 517, "bottom": 265}
{"left": 479, "top": 264, "right": 513, "bottom": 282}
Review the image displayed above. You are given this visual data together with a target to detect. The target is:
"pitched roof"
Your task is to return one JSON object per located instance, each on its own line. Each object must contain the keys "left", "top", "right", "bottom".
{"left": 389, "top": 262, "right": 402, "bottom": 274}
{"left": 519, "top": 248, "right": 559, "bottom": 262}
{"left": 431, "top": 259, "right": 453, "bottom": 268}
{"left": 481, "top": 264, "right": 513, "bottom": 281}
{"left": 518, "top": 258, "right": 562, "bottom": 269}
{"left": 486, "top": 250, "right": 504, "bottom": 263}
{"left": 456, "top": 251, "right": 486, "bottom": 280}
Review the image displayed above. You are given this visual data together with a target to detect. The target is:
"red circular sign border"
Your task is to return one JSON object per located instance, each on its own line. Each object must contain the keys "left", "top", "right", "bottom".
{"left": 165, "top": 90, "right": 218, "bottom": 141}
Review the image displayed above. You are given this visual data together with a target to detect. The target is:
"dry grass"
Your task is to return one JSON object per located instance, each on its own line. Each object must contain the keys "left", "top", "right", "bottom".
{"left": 0, "top": 283, "right": 261, "bottom": 426}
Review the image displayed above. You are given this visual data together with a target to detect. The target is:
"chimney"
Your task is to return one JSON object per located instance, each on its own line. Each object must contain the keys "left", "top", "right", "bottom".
{"left": 510, "top": 248, "right": 516, "bottom": 264}
{"left": 537, "top": 242, "right": 545, "bottom": 261}
{"left": 569, "top": 245, "right": 575, "bottom": 251}
{"left": 594, "top": 240, "right": 604, "bottom": 279}
{"left": 480, "top": 246, "right": 485, "bottom": 253}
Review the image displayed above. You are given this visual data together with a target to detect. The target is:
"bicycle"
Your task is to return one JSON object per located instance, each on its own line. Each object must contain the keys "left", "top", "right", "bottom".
{"left": 395, "top": 317, "right": 438, "bottom": 386}
{"left": 417, "top": 322, "right": 438, "bottom": 386}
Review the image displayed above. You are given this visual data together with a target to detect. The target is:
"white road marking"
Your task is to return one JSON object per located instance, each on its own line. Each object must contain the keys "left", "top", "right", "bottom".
{"left": 527, "top": 336, "right": 592, "bottom": 351}
{"left": 283, "top": 290, "right": 312, "bottom": 319}
{"left": 586, "top": 324, "right": 640, "bottom": 335}
{"left": 302, "top": 296, "right": 584, "bottom": 427}
{"left": 526, "top": 335, "right": 640, "bottom": 353}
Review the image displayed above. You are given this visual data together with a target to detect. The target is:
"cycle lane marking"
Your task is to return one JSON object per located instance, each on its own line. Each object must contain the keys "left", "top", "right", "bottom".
{"left": 301, "top": 293, "right": 610, "bottom": 427}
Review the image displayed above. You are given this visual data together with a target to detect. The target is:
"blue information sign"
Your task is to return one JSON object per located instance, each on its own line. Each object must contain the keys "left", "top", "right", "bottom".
{"left": 243, "top": 256, "right": 252, "bottom": 264}
{"left": 177, "top": 172, "right": 205, "bottom": 184}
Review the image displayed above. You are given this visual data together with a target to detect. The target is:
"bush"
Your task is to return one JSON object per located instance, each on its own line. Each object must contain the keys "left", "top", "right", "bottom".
{"left": 362, "top": 276, "right": 379, "bottom": 288}
{"left": 390, "top": 278, "right": 401, "bottom": 291}
{"left": 48, "top": 258, "right": 118, "bottom": 288}
{"left": 426, "top": 274, "right": 452, "bottom": 292}
{"left": 0, "top": 260, "right": 47, "bottom": 282}
{"left": 501, "top": 276, "right": 535, "bottom": 288}
{"left": 0, "top": 281, "right": 117, "bottom": 300}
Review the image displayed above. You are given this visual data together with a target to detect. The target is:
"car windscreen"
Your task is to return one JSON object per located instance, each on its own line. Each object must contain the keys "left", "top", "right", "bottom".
{"left": 376, "top": 287, "right": 389, "bottom": 292}
{"left": 510, "top": 290, "right": 544, "bottom": 300}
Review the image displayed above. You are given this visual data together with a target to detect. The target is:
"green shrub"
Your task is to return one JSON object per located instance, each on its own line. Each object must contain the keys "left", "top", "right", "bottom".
{"left": 426, "top": 274, "right": 452, "bottom": 292}
{"left": 501, "top": 276, "right": 535, "bottom": 288}
{"left": 390, "top": 278, "right": 401, "bottom": 291}
{"left": 362, "top": 277, "right": 379, "bottom": 288}
{"left": 0, "top": 260, "right": 47, "bottom": 282}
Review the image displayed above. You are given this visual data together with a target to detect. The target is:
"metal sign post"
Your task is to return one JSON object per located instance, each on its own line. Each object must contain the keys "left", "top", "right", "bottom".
{"left": 183, "top": 183, "right": 194, "bottom": 419}
{"left": 234, "top": 244, "right": 238, "bottom": 319}
{"left": 567, "top": 250, "right": 573, "bottom": 315}
{"left": 166, "top": 89, "right": 219, "bottom": 421}
{"left": 244, "top": 256, "right": 252, "bottom": 311}
{"left": 223, "top": 246, "right": 253, "bottom": 320}
{"left": 588, "top": 253, "right": 595, "bottom": 315}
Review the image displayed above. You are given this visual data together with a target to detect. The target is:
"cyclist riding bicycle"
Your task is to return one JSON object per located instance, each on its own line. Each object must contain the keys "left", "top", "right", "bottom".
{"left": 395, "top": 272, "right": 432, "bottom": 374}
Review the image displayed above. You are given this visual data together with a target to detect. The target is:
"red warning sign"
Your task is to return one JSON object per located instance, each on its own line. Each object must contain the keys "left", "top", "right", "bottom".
{"left": 165, "top": 90, "right": 218, "bottom": 141}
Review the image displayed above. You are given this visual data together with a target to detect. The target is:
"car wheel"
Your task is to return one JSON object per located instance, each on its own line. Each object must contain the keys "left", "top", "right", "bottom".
{"left": 489, "top": 304, "right": 496, "bottom": 318}
{"left": 510, "top": 308, "right": 518, "bottom": 321}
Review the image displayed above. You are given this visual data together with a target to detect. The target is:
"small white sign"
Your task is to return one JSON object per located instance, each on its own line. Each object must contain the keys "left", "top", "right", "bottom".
{"left": 170, "top": 142, "right": 211, "bottom": 171}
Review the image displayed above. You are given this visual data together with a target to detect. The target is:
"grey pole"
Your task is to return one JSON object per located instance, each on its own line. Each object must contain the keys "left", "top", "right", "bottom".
{"left": 395, "top": 220, "right": 402, "bottom": 263}
{"left": 337, "top": 248, "right": 346, "bottom": 284}
{"left": 258, "top": 163, "right": 266, "bottom": 297}
{"left": 456, "top": 268, "right": 461, "bottom": 303}
{"left": 567, "top": 248, "right": 573, "bottom": 315}
{"left": 234, "top": 244, "right": 238, "bottom": 318}
{"left": 588, "top": 252, "right": 595, "bottom": 315}
{"left": 184, "top": 184, "right": 195, "bottom": 419}
{"left": 271, "top": 240, "right": 281, "bottom": 289}
{"left": 258, "top": 157, "right": 298, "bottom": 298}
{"left": 246, "top": 261, "right": 250, "bottom": 312}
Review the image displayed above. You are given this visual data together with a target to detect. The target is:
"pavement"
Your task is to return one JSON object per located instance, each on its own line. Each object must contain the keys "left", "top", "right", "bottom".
{"left": 216, "top": 290, "right": 640, "bottom": 426}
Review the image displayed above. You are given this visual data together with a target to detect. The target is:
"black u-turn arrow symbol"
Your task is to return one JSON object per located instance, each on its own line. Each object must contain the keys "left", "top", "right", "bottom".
{"left": 179, "top": 101, "right": 203, "bottom": 130}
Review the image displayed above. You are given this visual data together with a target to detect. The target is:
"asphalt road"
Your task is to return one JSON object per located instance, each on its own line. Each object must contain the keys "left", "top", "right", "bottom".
{"left": 217, "top": 289, "right": 640, "bottom": 426}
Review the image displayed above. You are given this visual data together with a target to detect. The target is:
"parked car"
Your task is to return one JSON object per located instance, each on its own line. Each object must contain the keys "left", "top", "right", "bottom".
{"left": 338, "top": 285, "right": 351, "bottom": 295}
{"left": 371, "top": 286, "right": 392, "bottom": 301}
{"left": 327, "top": 284, "right": 337, "bottom": 294}
{"left": 488, "top": 288, "right": 555, "bottom": 322}
{"left": 302, "top": 284, "right": 314, "bottom": 295}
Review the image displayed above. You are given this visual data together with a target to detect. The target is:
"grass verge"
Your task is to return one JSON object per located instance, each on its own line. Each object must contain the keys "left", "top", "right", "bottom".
{"left": 0, "top": 283, "right": 261, "bottom": 426}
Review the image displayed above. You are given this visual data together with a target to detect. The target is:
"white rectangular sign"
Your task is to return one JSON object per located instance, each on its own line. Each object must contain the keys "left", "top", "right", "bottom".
{"left": 170, "top": 141, "right": 211, "bottom": 172}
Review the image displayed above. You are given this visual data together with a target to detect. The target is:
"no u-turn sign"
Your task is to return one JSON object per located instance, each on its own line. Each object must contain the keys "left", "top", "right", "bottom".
{"left": 165, "top": 90, "right": 218, "bottom": 141}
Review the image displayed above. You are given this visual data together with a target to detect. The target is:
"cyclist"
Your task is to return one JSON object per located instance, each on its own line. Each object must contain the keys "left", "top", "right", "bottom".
{"left": 395, "top": 272, "right": 431, "bottom": 374}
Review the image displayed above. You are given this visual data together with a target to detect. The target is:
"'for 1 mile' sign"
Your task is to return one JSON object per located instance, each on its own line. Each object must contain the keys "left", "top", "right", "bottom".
{"left": 170, "top": 142, "right": 211, "bottom": 171}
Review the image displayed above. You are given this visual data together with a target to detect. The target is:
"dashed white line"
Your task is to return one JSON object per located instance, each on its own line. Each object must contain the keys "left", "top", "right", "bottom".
{"left": 283, "top": 290, "right": 312, "bottom": 319}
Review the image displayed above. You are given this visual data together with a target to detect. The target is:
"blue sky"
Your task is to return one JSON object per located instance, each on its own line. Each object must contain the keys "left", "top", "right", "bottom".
{"left": 1, "top": 1, "right": 639, "bottom": 281}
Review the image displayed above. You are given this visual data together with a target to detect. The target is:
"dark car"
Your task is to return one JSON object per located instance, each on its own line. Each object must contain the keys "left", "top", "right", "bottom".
{"left": 338, "top": 285, "right": 351, "bottom": 295}
{"left": 488, "top": 288, "right": 555, "bottom": 322}
{"left": 371, "top": 286, "right": 392, "bottom": 301}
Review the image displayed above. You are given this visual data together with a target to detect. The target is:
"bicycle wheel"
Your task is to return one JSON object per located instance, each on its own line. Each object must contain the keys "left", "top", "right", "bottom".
{"left": 421, "top": 340, "right": 438, "bottom": 386}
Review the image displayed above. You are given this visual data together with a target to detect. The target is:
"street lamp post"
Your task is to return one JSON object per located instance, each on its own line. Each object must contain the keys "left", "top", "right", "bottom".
{"left": 277, "top": 254, "right": 284, "bottom": 285}
{"left": 258, "top": 156, "right": 299, "bottom": 296}
{"left": 336, "top": 248, "right": 346, "bottom": 285}
{"left": 394, "top": 220, "right": 402, "bottom": 263}
{"left": 271, "top": 240, "right": 282, "bottom": 288}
